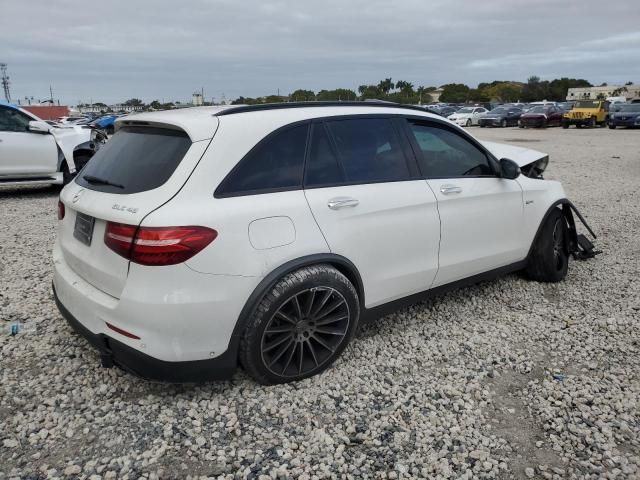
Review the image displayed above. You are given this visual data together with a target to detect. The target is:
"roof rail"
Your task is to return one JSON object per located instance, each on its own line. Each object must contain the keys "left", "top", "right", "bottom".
{"left": 214, "top": 101, "right": 437, "bottom": 116}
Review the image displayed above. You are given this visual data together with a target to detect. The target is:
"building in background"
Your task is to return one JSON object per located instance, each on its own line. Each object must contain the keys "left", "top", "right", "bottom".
{"left": 567, "top": 84, "right": 640, "bottom": 101}
{"left": 192, "top": 92, "right": 204, "bottom": 106}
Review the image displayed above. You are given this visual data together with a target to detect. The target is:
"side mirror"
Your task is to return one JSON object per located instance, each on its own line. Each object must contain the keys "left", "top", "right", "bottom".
{"left": 28, "top": 120, "right": 51, "bottom": 134}
{"left": 500, "top": 158, "right": 521, "bottom": 179}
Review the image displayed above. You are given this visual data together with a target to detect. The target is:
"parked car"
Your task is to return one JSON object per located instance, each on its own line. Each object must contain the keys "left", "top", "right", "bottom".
{"left": 562, "top": 100, "right": 609, "bottom": 128}
{"left": 447, "top": 106, "right": 488, "bottom": 126}
{"left": 478, "top": 107, "right": 522, "bottom": 127}
{"left": 53, "top": 102, "right": 597, "bottom": 384}
{"left": 437, "top": 106, "right": 459, "bottom": 118}
{"left": 519, "top": 105, "right": 564, "bottom": 128}
{"left": 608, "top": 103, "right": 640, "bottom": 128}
{"left": 0, "top": 101, "right": 102, "bottom": 186}
{"left": 90, "top": 115, "right": 119, "bottom": 134}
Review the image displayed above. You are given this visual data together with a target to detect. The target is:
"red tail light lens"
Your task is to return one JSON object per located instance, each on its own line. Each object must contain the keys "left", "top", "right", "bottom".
{"left": 104, "top": 222, "right": 217, "bottom": 266}
{"left": 57, "top": 200, "right": 65, "bottom": 220}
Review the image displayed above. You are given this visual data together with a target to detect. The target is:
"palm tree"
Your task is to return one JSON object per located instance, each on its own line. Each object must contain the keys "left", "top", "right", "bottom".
{"left": 378, "top": 78, "right": 394, "bottom": 95}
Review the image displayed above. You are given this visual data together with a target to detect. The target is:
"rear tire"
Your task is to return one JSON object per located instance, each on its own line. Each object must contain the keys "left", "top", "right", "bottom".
{"left": 562, "top": 122, "right": 569, "bottom": 129}
{"left": 240, "top": 265, "right": 360, "bottom": 384}
{"left": 525, "top": 209, "right": 569, "bottom": 283}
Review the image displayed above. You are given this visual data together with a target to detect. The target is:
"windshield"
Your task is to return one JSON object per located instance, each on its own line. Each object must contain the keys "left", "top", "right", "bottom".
{"left": 619, "top": 104, "right": 640, "bottom": 112}
{"left": 457, "top": 107, "right": 474, "bottom": 113}
{"left": 489, "top": 108, "right": 506, "bottom": 114}
{"left": 575, "top": 101, "right": 599, "bottom": 108}
{"left": 529, "top": 106, "right": 547, "bottom": 113}
{"left": 76, "top": 126, "right": 192, "bottom": 194}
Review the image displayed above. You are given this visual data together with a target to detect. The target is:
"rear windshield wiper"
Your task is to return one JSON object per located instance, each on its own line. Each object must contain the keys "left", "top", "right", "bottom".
{"left": 82, "top": 174, "right": 125, "bottom": 189}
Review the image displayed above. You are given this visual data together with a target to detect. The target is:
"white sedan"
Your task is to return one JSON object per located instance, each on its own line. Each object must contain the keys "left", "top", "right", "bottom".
{"left": 0, "top": 103, "right": 102, "bottom": 186}
{"left": 448, "top": 106, "right": 488, "bottom": 126}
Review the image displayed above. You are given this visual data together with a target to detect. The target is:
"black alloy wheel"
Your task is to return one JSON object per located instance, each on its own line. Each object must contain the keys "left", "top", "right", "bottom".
{"left": 260, "top": 287, "right": 350, "bottom": 379}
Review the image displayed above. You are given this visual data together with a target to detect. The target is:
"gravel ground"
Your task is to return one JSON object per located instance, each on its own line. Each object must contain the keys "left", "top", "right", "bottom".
{"left": 1, "top": 127, "right": 638, "bottom": 479}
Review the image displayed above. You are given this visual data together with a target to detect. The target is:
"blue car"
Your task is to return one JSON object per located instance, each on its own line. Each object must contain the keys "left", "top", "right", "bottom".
{"left": 91, "top": 115, "right": 119, "bottom": 134}
{"left": 609, "top": 103, "right": 640, "bottom": 129}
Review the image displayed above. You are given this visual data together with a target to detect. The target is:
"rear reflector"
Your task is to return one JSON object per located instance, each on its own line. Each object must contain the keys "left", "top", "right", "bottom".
{"left": 106, "top": 322, "right": 141, "bottom": 340}
{"left": 57, "top": 200, "right": 65, "bottom": 220}
{"left": 104, "top": 222, "right": 217, "bottom": 266}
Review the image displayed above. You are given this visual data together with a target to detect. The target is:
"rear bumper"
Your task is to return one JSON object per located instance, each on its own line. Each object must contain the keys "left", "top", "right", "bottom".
{"left": 53, "top": 283, "right": 238, "bottom": 382}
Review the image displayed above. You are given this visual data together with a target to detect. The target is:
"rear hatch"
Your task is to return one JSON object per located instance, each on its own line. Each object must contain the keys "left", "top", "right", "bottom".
{"left": 58, "top": 121, "right": 216, "bottom": 298}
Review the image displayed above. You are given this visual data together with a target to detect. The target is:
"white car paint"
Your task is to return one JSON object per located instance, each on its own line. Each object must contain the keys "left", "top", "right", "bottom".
{"left": 447, "top": 107, "right": 488, "bottom": 126}
{"left": 53, "top": 104, "right": 573, "bottom": 377}
{"left": 0, "top": 104, "right": 96, "bottom": 185}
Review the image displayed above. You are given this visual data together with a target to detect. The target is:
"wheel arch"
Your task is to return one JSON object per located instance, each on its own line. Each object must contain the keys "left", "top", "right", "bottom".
{"left": 526, "top": 199, "right": 578, "bottom": 261}
{"left": 227, "top": 253, "right": 365, "bottom": 361}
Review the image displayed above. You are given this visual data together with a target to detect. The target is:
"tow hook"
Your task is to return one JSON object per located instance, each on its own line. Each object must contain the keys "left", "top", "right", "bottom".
{"left": 100, "top": 353, "right": 114, "bottom": 368}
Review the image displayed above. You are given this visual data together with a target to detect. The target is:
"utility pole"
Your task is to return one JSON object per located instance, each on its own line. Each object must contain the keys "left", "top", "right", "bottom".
{"left": 50, "top": 85, "right": 54, "bottom": 104}
{"left": 1, "top": 63, "right": 11, "bottom": 102}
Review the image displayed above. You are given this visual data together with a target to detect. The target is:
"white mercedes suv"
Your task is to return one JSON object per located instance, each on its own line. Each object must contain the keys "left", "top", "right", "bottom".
{"left": 52, "top": 102, "right": 597, "bottom": 384}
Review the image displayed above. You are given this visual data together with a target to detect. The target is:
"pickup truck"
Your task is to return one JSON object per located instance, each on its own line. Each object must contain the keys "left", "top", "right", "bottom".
{"left": 0, "top": 102, "right": 102, "bottom": 187}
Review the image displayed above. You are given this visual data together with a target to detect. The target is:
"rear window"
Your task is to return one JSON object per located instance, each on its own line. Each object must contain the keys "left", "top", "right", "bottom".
{"left": 76, "top": 127, "right": 192, "bottom": 194}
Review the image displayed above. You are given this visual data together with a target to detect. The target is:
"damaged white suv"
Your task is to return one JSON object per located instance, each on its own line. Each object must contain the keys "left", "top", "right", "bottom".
{"left": 0, "top": 103, "right": 101, "bottom": 186}
{"left": 53, "top": 102, "right": 598, "bottom": 384}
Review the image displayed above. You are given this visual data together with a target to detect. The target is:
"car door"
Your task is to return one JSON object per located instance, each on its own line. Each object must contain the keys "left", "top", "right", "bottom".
{"left": 0, "top": 106, "right": 57, "bottom": 176}
{"left": 404, "top": 119, "right": 525, "bottom": 287}
{"left": 472, "top": 108, "right": 486, "bottom": 124}
{"left": 303, "top": 117, "right": 441, "bottom": 308}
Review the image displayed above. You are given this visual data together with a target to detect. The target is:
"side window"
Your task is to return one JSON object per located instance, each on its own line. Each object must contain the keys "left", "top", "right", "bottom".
{"left": 0, "top": 107, "right": 31, "bottom": 132}
{"left": 305, "top": 123, "right": 344, "bottom": 187}
{"left": 408, "top": 122, "right": 494, "bottom": 178}
{"left": 323, "top": 118, "right": 411, "bottom": 184}
{"left": 215, "top": 123, "right": 308, "bottom": 197}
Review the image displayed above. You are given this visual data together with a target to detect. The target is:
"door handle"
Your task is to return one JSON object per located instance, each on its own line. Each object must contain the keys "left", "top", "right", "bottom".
{"left": 327, "top": 197, "right": 359, "bottom": 210}
{"left": 440, "top": 184, "right": 462, "bottom": 195}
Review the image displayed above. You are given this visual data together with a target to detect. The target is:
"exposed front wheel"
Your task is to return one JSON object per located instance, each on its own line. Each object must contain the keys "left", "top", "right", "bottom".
{"left": 525, "top": 209, "right": 569, "bottom": 283}
{"left": 466, "top": 119, "right": 472, "bottom": 127}
{"left": 240, "top": 265, "right": 360, "bottom": 384}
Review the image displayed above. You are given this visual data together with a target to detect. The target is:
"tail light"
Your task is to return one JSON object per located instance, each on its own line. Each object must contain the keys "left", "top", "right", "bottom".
{"left": 104, "top": 222, "right": 217, "bottom": 266}
{"left": 57, "top": 200, "right": 65, "bottom": 220}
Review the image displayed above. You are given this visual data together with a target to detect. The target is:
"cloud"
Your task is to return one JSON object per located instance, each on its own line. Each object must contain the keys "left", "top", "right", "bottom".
{"left": 2, "top": 0, "right": 639, "bottom": 103}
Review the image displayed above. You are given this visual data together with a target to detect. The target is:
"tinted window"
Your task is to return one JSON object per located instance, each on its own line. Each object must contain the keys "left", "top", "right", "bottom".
{"left": 409, "top": 123, "right": 494, "bottom": 178}
{"left": 0, "top": 107, "right": 31, "bottom": 132}
{"left": 76, "top": 127, "right": 192, "bottom": 194}
{"left": 305, "top": 123, "right": 344, "bottom": 187}
{"left": 216, "top": 123, "right": 308, "bottom": 196}
{"left": 324, "top": 118, "right": 410, "bottom": 183}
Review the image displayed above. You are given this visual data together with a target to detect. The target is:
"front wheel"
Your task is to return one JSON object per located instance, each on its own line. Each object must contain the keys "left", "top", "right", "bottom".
{"left": 525, "top": 209, "right": 569, "bottom": 283}
{"left": 500, "top": 119, "right": 506, "bottom": 128}
{"left": 609, "top": 124, "right": 616, "bottom": 129}
{"left": 588, "top": 116, "right": 596, "bottom": 128}
{"left": 240, "top": 265, "right": 360, "bottom": 384}
{"left": 562, "top": 122, "right": 569, "bottom": 129}
{"left": 466, "top": 119, "right": 472, "bottom": 127}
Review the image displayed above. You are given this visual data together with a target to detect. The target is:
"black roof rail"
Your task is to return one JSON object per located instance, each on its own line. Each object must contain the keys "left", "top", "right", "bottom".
{"left": 214, "top": 101, "right": 438, "bottom": 116}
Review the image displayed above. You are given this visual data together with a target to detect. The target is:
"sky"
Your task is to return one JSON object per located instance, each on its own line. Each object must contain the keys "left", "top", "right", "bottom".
{"left": 2, "top": 0, "right": 640, "bottom": 105}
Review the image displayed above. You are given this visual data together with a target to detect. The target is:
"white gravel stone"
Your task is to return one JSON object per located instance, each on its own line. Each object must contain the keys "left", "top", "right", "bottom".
{"left": 0, "top": 128, "right": 639, "bottom": 478}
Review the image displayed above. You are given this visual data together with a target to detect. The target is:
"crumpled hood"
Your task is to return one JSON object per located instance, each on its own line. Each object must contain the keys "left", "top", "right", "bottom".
{"left": 481, "top": 140, "right": 547, "bottom": 168}
{"left": 49, "top": 125, "right": 92, "bottom": 172}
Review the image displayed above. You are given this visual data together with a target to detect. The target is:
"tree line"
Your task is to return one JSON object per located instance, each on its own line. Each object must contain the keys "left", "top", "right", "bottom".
{"left": 230, "top": 76, "right": 606, "bottom": 105}
{"left": 87, "top": 76, "right": 631, "bottom": 111}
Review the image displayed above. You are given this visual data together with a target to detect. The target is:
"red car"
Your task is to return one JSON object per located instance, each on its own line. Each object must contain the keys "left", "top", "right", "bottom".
{"left": 519, "top": 105, "right": 564, "bottom": 128}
